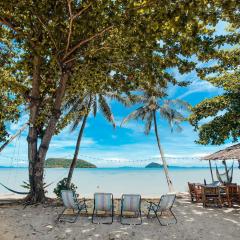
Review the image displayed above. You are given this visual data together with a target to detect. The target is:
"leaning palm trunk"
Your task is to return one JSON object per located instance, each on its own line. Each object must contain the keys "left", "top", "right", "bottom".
{"left": 153, "top": 111, "right": 174, "bottom": 192}
{"left": 66, "top": 113, "right": 88, "bottom": 189}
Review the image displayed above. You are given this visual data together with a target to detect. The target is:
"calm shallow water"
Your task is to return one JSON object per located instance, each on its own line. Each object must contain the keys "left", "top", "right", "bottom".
{"left": 0, "top": 167, "right": 240, "bottom": 198}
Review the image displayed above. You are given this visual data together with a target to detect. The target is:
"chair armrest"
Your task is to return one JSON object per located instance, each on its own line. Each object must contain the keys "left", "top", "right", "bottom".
{"left": 78, "top": 198, "right": 88, "bottom": 204}
{"left": 147, "top": 201, "right": 158, "bottom": 206}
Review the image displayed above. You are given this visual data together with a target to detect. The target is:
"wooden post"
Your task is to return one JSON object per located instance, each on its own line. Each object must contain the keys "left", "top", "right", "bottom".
{"left": 209, "top": 160, "right": 214, "bottom": 183}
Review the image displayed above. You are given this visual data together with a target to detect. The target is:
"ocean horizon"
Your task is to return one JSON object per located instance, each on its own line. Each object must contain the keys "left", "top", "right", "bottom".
{"left": 1, "top": 167, "right": 239, "bottom": 198}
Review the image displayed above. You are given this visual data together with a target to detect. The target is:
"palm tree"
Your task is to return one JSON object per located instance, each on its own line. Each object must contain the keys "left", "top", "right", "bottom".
{"left": 64, "top": 91, "right": 128, "bottom": 188}
{"left": 122, "top": 92, "right": 190, "bottom": 192}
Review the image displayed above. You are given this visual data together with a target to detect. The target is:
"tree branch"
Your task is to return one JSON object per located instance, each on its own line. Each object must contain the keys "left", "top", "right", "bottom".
{"left": 63, "top": 25, "right": 113, "bottom": 61}
{"left": 65, "top": 0, "right": 74, "bottom": 54}
{"left": 73, "top": 3, "right": 92, "bottom": 20}
{"left": 65, "top": 1, "right": 92, "bottom": 54}
{"left": 0, "top": 17, "right": 21, "bottom": 34}
{"left": 0, "top": 17, "right": 35, "bottom": 48}
{"left": 36, "top": 16, "right": 58, "bottom": 51}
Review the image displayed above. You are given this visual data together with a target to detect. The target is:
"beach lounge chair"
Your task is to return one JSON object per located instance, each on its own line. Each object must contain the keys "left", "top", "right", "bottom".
{"left": 147, "top": 194, "right": 177, "bottom": 226}
{"left": 57, "top": 190, "right": 87, "bottom": 223}
{"left": 92, "top": 193, "right": 114, "bottom": 224}
{"left": 120, "top": 194, "right": 142, "bottom": 225}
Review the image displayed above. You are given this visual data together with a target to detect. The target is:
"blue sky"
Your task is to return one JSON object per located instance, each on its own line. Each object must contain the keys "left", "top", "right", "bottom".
{"left": 0, "top": 21, "right": 235, "bottom": 168}
{"left": 0, "top": 71, "right": 232, "bottom": 168}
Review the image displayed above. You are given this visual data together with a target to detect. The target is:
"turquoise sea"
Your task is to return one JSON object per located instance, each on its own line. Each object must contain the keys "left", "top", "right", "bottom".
{"left": 0, "top": 167, "right": 240, "bottom": 198}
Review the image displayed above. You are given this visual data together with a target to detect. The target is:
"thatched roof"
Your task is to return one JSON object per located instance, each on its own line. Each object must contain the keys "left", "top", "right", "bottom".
{"left": 202, "top": 143, "right": 240, "bottom": 161}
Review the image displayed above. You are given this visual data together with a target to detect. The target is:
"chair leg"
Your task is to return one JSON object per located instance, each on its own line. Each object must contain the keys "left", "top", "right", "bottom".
{"left": 137, "top": 210, "right": 142, "bottom": 225}
{"left": 72, "top": 209, "right": 81, "bottom": 223}
{"left": 147, "top": 207, "right": 151, "bottom": 218}
{"left": 92, "top": 210, "right": 113, "bottom": 224}
{"left": 121, "top": 210, "right": 142, "bottom": 225}
{"left": 155, "top": 209, "right": 177, "bottom": 226}
{"left": 58, "top": 208, "right": 80, "bottom": 223}
{"left": 92, "top": 207, "right": 95, "bottom": 223}
{"left": 57, "top": 208, "right": 66, "bottom": 222}
{"left": 155, "top": 210, "right": 164, "bottom": 225}
{"left": 111, "top": 205, "right": 114, "bottom": 224}
{"left": 170, "top": 209, "right": 177, "bottom": 224}
{"left": 82, "top": 203, "right": 88, "bottom": 213}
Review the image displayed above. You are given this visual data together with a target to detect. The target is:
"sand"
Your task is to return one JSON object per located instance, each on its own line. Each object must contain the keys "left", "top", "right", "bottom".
{"left": 0, "top": 193, "right": 240, "bottom": 240}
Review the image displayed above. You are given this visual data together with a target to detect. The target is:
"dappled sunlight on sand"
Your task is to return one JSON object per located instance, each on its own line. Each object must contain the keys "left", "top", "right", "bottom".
{"left": 0, "top": 194, "right": 240, "bottom": 240}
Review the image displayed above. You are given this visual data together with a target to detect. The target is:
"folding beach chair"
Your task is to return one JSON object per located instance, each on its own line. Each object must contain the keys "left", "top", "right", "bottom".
{"left": 57, "top": 190, "right": 87, "bottom": 223}
{"left": 92, "top": 193, "right": 114, "bottom": 224}
{"left": 147, "top": 194, "right": 177, "bottom": 226}
{"left": 120, "top": 194, "right": 142, "bottom": 225}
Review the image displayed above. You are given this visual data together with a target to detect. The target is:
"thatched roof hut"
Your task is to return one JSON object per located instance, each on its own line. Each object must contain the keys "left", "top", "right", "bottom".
{"left": 202, "top": 143, "right": 240, "bottom": 161}
{"left": 202, "top": 143, "right": 240, "bottom": 183}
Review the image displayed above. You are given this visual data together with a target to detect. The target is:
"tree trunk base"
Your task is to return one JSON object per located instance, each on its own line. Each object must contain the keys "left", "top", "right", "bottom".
{"left": 24, "top": 192, "right": 46, "bottom": 205}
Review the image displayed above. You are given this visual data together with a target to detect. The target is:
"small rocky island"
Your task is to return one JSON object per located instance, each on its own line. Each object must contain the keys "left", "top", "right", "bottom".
{"left": 145, "top": 162, "right": 164, "bottom": 168}
{"left": 45, "top": 158, "right": 96, "bottom": 168}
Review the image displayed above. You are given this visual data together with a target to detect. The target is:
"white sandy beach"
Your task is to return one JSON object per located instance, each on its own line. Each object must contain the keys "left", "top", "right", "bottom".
{"left": 0, "top": 193, "right": 240, "bottom": 240}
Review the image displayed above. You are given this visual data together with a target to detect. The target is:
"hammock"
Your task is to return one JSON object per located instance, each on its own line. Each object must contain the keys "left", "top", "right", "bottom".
{"left": 0, "top": 182, "right": 29, "bottom": 195}
{"left": 215, "top": 162, "right": 234, "bottom": 184}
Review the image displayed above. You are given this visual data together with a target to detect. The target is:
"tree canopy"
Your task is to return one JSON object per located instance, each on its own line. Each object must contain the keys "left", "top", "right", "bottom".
{"left": 1, "top": 0, "right": 240, "bottom": 202}
{"left": 190, "top": 14, "right": 240, "bottom": 145}
{"left": 1, "top": 0, "right": 239, "bottom": 139}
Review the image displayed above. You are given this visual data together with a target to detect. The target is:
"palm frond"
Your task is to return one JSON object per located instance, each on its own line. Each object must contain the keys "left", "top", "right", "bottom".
{"left": 98, "top": 95, "right": 115, "bottom": 127}
{"left": 144, "top": 112, "right": 153, "bottom": 135}
{"left": 70, "top": 114, "right": 84, "bottom": 132}
{"left": 160, "top": 105, "right": 186, "bottom": 132}
{"left": 70, "top": 97, "right": 91, "bottom": 132}
{"left": 107, "top": 92, "right": 132, "bottom": 107}
{"left": 121, "top": 106, "right": 147, "bottom": 126}
{"left": 127, "top": 93, "right": 145, "bottom": 105}
{"left": 164, "top": 99, "right": 191, "bottom": 112}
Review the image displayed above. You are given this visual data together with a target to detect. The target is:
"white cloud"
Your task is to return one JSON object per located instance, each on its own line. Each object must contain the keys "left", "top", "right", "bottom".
{"left": 178, "top": 80, "right": 220, "bottom": 99}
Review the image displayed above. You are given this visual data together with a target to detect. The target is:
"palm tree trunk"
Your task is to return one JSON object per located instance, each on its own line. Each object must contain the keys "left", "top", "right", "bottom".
{"left": 153, "top": 111, "right": 174, "bottom": 192}
{"left": 66, "top": 113, "right": 88, "bottom": 188}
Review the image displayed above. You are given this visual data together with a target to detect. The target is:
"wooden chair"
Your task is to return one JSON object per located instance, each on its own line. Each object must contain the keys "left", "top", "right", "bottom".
{"left": 188, "top": 182, "right": 202, "bottom": 203}
{"left": 202, "top": 186, "right": 222, "bottom": 208}
{"left": 238, "top": 186, "right": 240, "bottom": 205}
{"left": 225, "top": 184, "right": 238, "bottom": 207}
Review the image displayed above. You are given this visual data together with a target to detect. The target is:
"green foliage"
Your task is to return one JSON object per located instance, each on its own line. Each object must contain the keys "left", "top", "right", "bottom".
{"left": 20, "top": 181, "right": 49, "bottom": 194}
{"left": 45, "top": 158, "right": 96, "bottom": 168}
{"left": 190, "top": 19, "right": 240, "bottom": 145}
{"left": 53, "top": 178, "right": 77, "bottom": 199}
{"left": 1, "top": 0, "right": 239, "bottom": 138}
{"left": 1, "top": 0, "right": 240, "bottom": 199}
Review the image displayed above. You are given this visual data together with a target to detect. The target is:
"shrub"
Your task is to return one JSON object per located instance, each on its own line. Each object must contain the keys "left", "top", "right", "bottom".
{"left": 53, "top": 178, "right": 77, "bottom": 199}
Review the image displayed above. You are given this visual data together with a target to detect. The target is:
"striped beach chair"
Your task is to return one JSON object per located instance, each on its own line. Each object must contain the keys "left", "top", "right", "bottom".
{"left": 147, "top": 194, "right": 177, "bottom": 226}
{"left": 120, "top": 194, "right": 142, "bottom": 225}
{"left": 92, "top": 193, "right": 114, "bottom": 224}
{"left": 57, "top": 190, "right": 87, "bottom": 223}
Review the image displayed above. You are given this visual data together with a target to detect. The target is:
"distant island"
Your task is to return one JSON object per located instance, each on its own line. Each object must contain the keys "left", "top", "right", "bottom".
{"left": 45, "top": 158, "right": 97, "bottom": 168}
{"left": 145, "top": 162, "right": 164, "bottom": 168}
